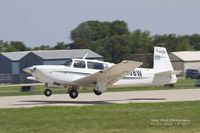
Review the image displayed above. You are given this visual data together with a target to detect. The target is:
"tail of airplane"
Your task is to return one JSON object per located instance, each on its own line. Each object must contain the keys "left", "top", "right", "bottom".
{"left": 153, "top": 47, "right": 174, "bottom": 72}
{"left": 152, "top": 47, "right": 177, "bottom": 85}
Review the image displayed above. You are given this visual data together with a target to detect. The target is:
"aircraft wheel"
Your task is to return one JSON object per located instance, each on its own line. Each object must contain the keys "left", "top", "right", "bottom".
{"left": 94, "top": 89, "right": 102, "bottom": 95}
{"left": 44, "top": 89, "right": 52, "bottom": 97}
{"left": 69, "top": 89, "right": 78, "bottom": 99}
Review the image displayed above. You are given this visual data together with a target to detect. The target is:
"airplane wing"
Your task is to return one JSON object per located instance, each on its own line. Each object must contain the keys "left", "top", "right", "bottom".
{"left": 73, "top": 60, "right": 143, "bottom": 87}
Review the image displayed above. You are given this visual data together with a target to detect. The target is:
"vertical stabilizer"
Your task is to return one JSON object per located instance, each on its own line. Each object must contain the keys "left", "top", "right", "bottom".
{"left": 153, "top": 47, "right": 173, "bottom": 72}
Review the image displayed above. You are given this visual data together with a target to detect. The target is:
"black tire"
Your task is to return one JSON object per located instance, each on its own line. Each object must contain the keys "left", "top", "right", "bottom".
{"left": 69, "top": 89, "right": 78, "bottom": 99}
{"left": 94, "top": 89, "right": 102, "bottom": 96}
{"left": 44, "top": 89, "right": 52, "bottom": 97}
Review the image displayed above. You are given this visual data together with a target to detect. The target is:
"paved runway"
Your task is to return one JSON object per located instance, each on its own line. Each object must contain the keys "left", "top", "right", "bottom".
{"left": 0, "top": 89, "right": 200, "bottom": 108}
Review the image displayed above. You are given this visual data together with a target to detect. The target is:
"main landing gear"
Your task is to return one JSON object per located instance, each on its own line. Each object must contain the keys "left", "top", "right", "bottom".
{"left": 68, "top": 87, "right": 79, "bottom": 99}
{"left": 44, "top": 87, "right": 79, "bottom": 99}
{"left": 43, "top": 83, "right": 79, "bottom": 99}
{"left": 44, "top": 88, "right": 52, "bottom": 97}
{"left": 94, "top": 89, "right": 102, "bottom": 96}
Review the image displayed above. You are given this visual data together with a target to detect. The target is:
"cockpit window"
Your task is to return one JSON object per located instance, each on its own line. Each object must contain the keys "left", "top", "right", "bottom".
{"left": 87, "top": 61, "right": 105, "bottom": 70}
{"left": 64, "top": 59, "right": 72, "bottom": 67}
{"left": 73, "top": 60, "right": 86, "bottom": 68}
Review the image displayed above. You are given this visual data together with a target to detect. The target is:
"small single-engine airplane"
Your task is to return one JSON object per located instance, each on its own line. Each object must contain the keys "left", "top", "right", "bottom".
{"left": 23, "top": 47, "right": 177, "bottom": 99}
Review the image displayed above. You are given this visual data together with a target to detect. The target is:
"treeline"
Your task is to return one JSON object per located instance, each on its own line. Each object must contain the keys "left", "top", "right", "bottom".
{"left": 1, "top": 20, "right": 200, "bottom": 65}
{"left": 70, "top": 20, "right": 200, "bottom": 64}
{"left": 0, "top": 41, "right": 69, "bottom": 52}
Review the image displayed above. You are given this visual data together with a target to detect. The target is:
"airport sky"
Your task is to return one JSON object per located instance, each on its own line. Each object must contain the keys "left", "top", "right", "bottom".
{"left": 0, "top": 0, "right": 200, "bottom": 47}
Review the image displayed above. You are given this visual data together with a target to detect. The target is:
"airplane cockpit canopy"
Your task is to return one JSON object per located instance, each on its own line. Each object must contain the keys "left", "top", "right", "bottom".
{"left": 64, "top": 59, "right": 108, "bottom": 70}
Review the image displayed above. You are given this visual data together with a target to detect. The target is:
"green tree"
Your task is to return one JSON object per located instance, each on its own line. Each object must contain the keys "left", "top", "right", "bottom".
{"left": 128, "top": 30, "right": 152, "bottom": 53}
{"left": 0, "top": 40, "right": 6, "bottom": 52}
{"left": 152, "top": 34, "right": 194, "bottom": 52}
{"left": 110, "top": 20, "right": 129, "bottom": 36}
{"left": 33, "top": 45, "right": 51, "bottom": 50}
{"left": 152, "top": 34, "right": 178, "bottom": 51}
{"left": 189, "top": 34, "right": 200, "bottom": 50}
{"left": 70, "top": 20, "right": 130, "bottom": 62}
{"left": 10, "top": 41, "right": 29, "bottom": 51}
{"left": 53, "top": 42, "right": 69, "bottom": 50}
{"left": 128, "top": 30, "right": 153, "bottom": 67}
{"left": 0, "top": 40, "right": 29, "bottom": 52}
{"left": 94, "top": 34, "right": 130, "bottom": 63}
{"left": 175, "top": 36, "right": 194, "bottom": 51}
{"left": 70, "top": 20, "right": 129, "bottom": 49}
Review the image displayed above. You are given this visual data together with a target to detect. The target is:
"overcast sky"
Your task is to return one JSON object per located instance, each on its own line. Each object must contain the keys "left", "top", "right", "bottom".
{"left": 0, "top": 0, "right": 200, "bottom": 47}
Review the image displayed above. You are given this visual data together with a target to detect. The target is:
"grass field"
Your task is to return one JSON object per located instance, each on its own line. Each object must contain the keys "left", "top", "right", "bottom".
{"left": 0, "top": 101, "right": 199, "bottom": 133}
{"left": 0, "top": 78, "right": 198, "bottom": 96}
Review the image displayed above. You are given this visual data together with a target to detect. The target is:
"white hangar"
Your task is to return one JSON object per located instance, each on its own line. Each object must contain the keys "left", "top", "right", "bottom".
{"left": 170, "top": 51, "right": 200, "bottom": 76}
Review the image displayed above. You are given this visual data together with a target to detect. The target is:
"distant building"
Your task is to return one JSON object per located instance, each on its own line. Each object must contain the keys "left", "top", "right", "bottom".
{"left": 170, "top": 51, "right": 200, "bottom": 76}
{"left": 0, "top": 49, "right": 102, "bottom": 83}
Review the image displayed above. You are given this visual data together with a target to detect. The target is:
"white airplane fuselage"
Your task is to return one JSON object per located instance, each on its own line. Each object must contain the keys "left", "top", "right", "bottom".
{"left": 29, "top": 62, "right": 176, "bottom": 88}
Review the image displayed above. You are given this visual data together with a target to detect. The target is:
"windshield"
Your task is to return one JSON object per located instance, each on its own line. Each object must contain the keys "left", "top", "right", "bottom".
{"left": 64, "top": 59, "right": 72, "bottom": 67}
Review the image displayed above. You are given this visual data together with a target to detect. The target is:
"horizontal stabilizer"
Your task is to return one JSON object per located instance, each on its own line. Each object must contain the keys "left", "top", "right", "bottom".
{"left": 153, "top": 70, "right": 174, "bottom": 85}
